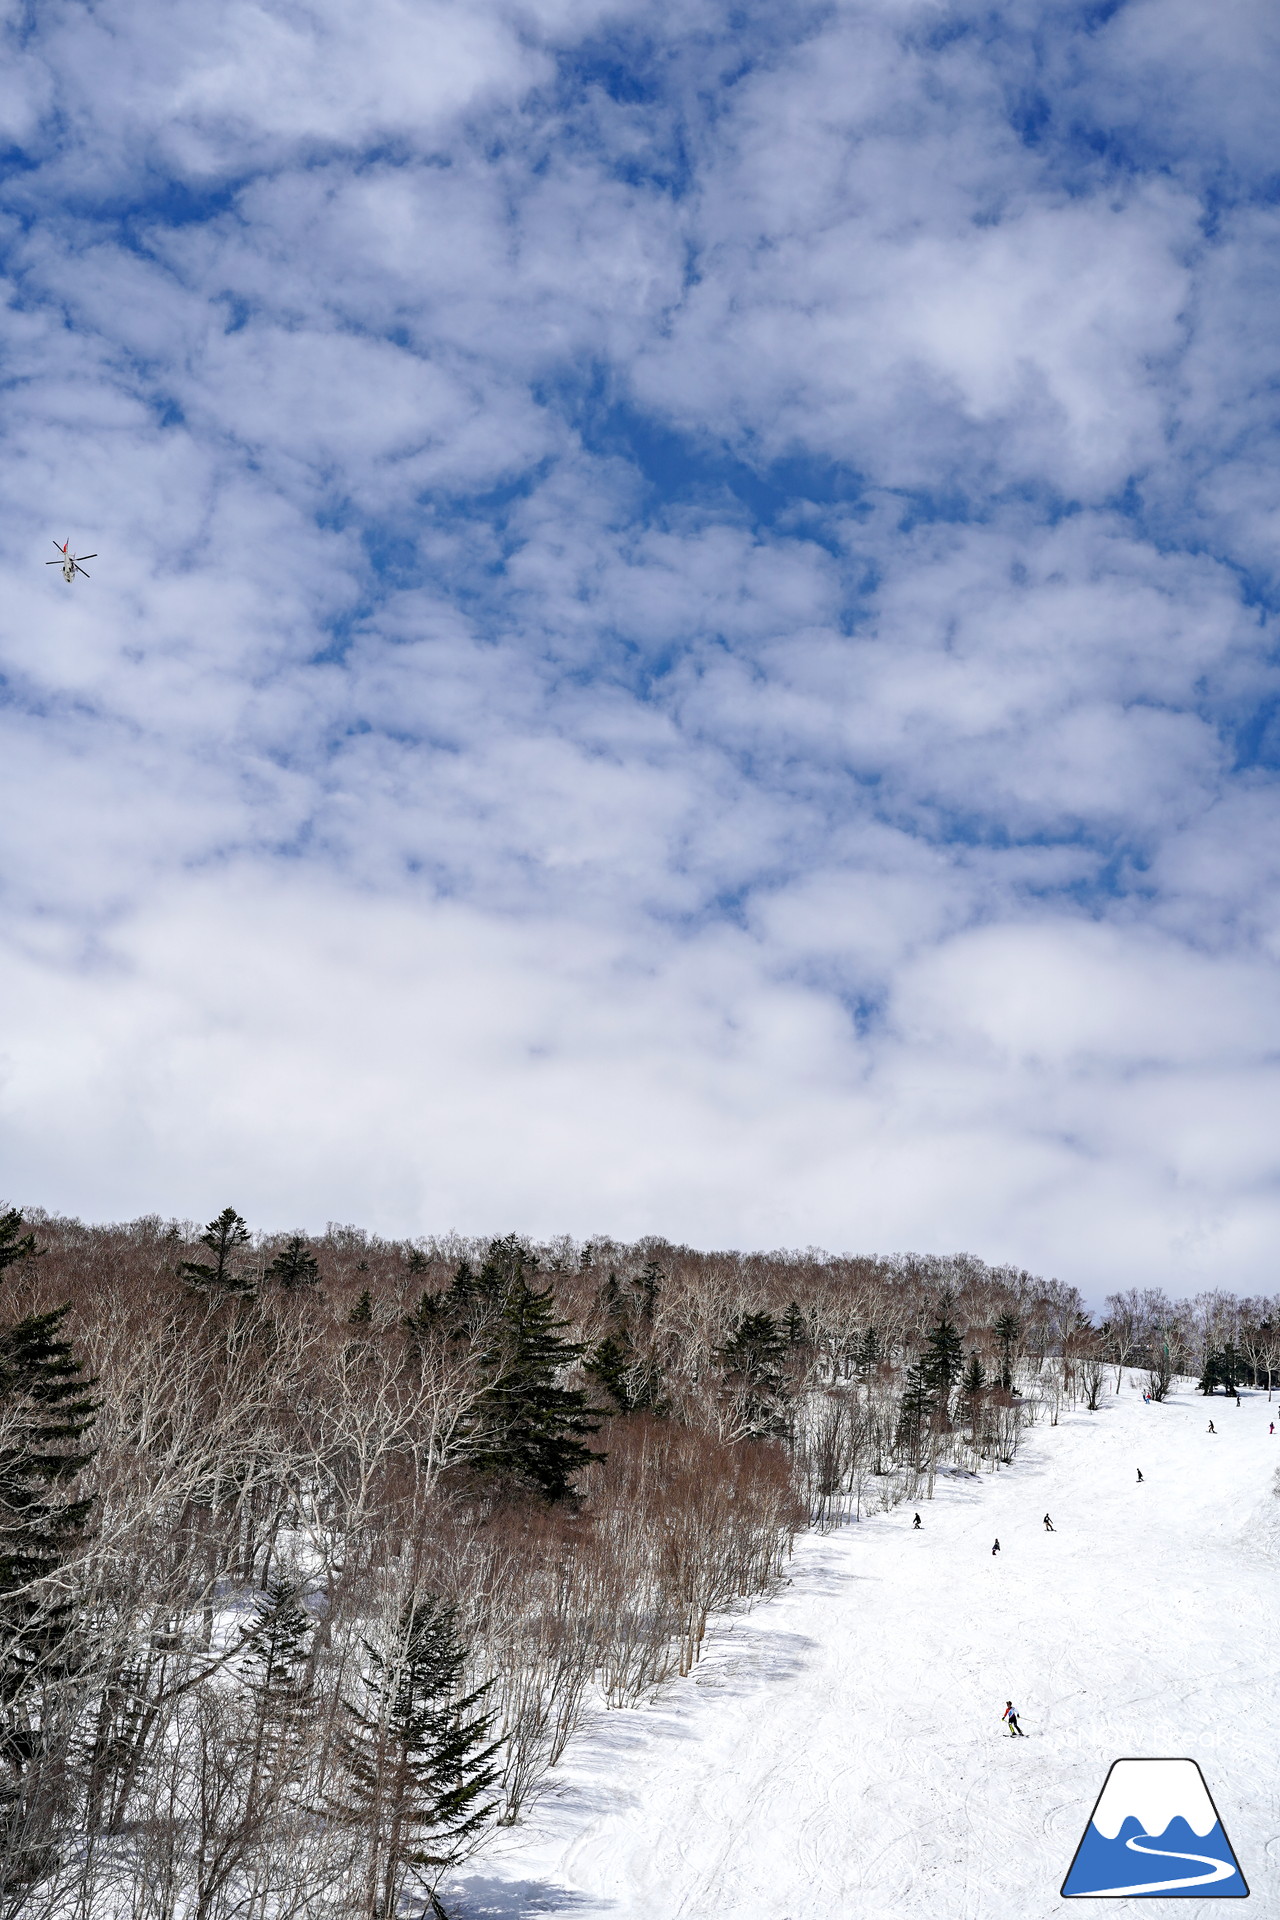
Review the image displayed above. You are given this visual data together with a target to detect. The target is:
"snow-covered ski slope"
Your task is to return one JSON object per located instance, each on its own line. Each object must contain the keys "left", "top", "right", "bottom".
{"left": 447, "top": 1375, "right": 1280, "bottom": 1919}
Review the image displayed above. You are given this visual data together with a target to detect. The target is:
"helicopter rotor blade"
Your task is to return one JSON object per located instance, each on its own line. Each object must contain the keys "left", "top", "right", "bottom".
{"left": 77, "top": 555, "right": 97, "bottom": 562}
{"left": 45, "top": 558, "right": 61, "bottom": 564}
{"left": 74, "top": 565, "right": 91, "bottom": 578}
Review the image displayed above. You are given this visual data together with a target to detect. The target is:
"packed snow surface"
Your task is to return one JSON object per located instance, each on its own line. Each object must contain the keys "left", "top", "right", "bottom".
{"left": 447, "top": 1377, "right": 1280, "bottom": 1918}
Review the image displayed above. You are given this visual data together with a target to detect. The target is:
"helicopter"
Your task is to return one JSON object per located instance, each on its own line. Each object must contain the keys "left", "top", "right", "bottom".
{"left": 46, "top": 538, "right": 96, "bottom": 583}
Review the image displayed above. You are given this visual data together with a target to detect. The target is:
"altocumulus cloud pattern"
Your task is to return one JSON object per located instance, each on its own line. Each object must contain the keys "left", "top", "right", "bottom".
{"left": 2, "top": 0, "right": 1279, "bottom": 1288}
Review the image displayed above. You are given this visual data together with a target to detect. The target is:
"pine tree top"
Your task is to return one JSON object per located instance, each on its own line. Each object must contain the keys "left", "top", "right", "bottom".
{"left": 0, "top": 1210, "right": 39, "bottom": 1280}
{"left": 266, "top": 1235, "right": 321, "bottom": 1290}
{"left": 181, "top": 1206, "right": 254, "bottom": 1294}
{"left": 719, "top": 1311, "right": 787, "bottom": 1376}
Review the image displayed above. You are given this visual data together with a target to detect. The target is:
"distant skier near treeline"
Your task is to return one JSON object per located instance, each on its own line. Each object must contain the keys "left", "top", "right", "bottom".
{"left": 1208, "top": 1420, "right": 1216, "bottom": 1433}
{"left": 992, "top": 1538, "right": 1000, "bottom": 1555}
{"left": 1043, "top": 1513, "right": 1054, "bottom": 1531}
{"left": 1002, "top": 1701, "right": 1026, "bottom": 1737}
{"left": 1136, "top": 1469, "right": 1143, "bottom": 1482}
{"left": 912, "top": 1512, "right": 921, "bottom": 1529}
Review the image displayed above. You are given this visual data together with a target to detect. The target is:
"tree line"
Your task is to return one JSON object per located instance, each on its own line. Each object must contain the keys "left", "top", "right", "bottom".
{"left": 0, "top": 1207, "right": 1274, "bottom": 1919}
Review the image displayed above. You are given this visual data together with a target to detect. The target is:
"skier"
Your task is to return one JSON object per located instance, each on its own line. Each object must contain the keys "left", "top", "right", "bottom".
{"left": 1208, "top": 1420, "right": 1216, "bottom": 1433}
{"left": 992, "top": 1538, "right": 1001, "bottom": 1555}
{"left": 1235, "top": 1393, "right": 1242, "bottom": 1407}
{"left": 1043, "top": 1513, "right": 1055, "bottom": 1531}
{"left": 1136, "top": 1468, "right": 1144, "bottom": 1482}
{"left": 1270, "top": 1424, "right": 1275, "bottom": 1436}
{"left": 912, "top": 1512, "right": 922, "bottom": 1529}
{"left": 1002, "top": 1701, "right": 1026, "bottom": 1737}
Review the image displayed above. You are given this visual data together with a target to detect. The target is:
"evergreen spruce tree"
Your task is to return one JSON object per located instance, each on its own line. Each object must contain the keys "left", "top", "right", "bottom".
{"left": 442, "top": 1260, "right": 477, "bottom": 1329}
{"left": 469, "top": 1246, "right": 599, "bottom": 1501}
{"left": 0, "top": 1260, "right": 98, "bottom": 1897}
{"left": 1198, "top": 1348, "right": 1237, "bottom": 1395}
{"left": 0, "top": 1212, "right": 37, "bottom": 1282}
{"left": 632, "top": 1261, "right": 663, "bottom": 1323}
{"left": 404, "top": 1290, "right": 446, "bottom": 1343}
{"left": 475, "top": 1237, "right": 525, "bottom": 1296}
{"left": 584, "top": 1328, "right": 665, "bottom": 1416}
{"left": 242, "top": 1580, "right": 313, "bottom": 1794}
{"left": 994, "top": 1310, "right": 1021, "bottom": 1391}
{"left": 0, "top": 1303, "right": 98, "bottom": 1698}
{"left": 718, "top": 1312, "right": 789, "bottom": 1439}
{"left": 856, "top": 1326, "right": 882, "bottom": 1375}
{"left": 585, "top": 1265, "right": 666, "bottom": 1417}
{"left": 585, "top": 1331, "right": 638, "bottom": 1413}
{"left": 958, "top": 1351, "right": 986, "bottom": 1427}
{"left": 783, "top": 1301, "right": 808, "bottom": 1348}
{"left": 348, "top": 1289, "right": 374, "bottom": 1327}
{"left": 894, "top": 1364, "right": 935, "bottom": 1463}
{"left": 181, "top": 1207, "right": 254, "bottom": 1294}
{"left": 406, "top": 1250, "right": 430, "bottom": 1276}
{"left": 919, "top": 1315, "right": 963, "bottom": 1412}
{"left": 246, "top": 1580, "right": 311, "bottom": 1715}
{"left": 266, "top": 1236, "right": 320, "bottom": 1291}
{"left": 598, "top": 1273, "right": 626, "bottom": 1323}
{"left": 337, "top": 1595, "right": 501, "bottom": 1920}
{"left": 438, "top": 1255, "right": 506, "bottom": 1344}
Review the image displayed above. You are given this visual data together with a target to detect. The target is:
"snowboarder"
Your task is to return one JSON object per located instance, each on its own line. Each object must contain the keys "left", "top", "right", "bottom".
{"left": 1136, "top": 1468, "right": 1144, "bottom": 1482}
{"left": 1002, "top": 1701, "right": 1026, "bottom": 1737}
{"left": 1208, "top": 1420, "right": 1216, "bottom": 1433}
{"left": 912, "top": 1512, "right": 922, "bottom": 1529}
{"left": 992, "top": 1538, "right": 1001, "bottom": 1555}
{"left": 1043, "top": 1513, "right": 1055, "bottom": 1531}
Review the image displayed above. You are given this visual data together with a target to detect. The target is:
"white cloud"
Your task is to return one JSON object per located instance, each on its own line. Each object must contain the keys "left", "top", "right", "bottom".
{"left": 1, "top": 0, "right": 1279, "bottom": 1301}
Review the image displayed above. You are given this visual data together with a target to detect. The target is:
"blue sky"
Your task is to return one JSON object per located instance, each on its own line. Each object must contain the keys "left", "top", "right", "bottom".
{"left": 2, "top": 0, "right": 1279, "bottom": 1298}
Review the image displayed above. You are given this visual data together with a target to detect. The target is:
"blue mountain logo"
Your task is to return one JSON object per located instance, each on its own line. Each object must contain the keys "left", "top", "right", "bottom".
{"left": 1062, "top": 1758, "right": 1248, "bottom": 1897}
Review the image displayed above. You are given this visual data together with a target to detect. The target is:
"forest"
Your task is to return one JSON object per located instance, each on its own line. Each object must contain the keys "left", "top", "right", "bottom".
{"left": 0, "top": 1206, "right": 1276, "bottom": 1919}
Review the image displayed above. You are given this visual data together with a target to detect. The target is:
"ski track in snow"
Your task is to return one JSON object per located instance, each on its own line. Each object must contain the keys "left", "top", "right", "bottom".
{"left": 444, "top": 1378, "right": 1280, "bottom": 1918}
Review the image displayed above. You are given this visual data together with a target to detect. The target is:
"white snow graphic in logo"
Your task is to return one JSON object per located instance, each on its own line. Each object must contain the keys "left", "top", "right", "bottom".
{"left": 1061, "top": 1759, "right": 1248, "bottom": 1897}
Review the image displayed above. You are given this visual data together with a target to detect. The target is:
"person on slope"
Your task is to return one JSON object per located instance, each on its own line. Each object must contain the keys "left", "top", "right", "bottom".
{"left": 1002, "top": 1701, "right": 1026, "bottom": 1737}
{"left": 1208, "top": 1420, "right": 1217, "bottom": 1433}
{"left": 913, "top": 1512, "right": 922, "bottom": 1529}
{"left": 1043, "top": 1513, "right": 1055, "bottom": 1531}
{"left": 1235, "top": 1392, "right": 1242, "bottom": 1406}
{"left": 992, "top": 1538, "right": 1001, "bottom": 1555}
{"left": 1270, "top": 1423, "right": 1275, "bottom": 1436}
{"left": 1136, "top": 1468, "right": 1144, "bottom": 1482}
